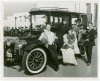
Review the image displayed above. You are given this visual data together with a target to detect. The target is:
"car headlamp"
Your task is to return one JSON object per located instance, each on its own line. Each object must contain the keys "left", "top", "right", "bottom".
{"left": 17, "top": 40, "right": 27, "bottom": 48}
{"left": 22, "top": 40, "right": 27, "bottom": 45}
{"left": 7, "top": 42, "right": 11, "bottom": 46}
{"left": 18, "top": 44, "right": 23, "bottom": 48}
{"left": 18, "top": 41, "right": 23, "bottom": 48}
{"left": 6, "top": 39, "right": 14, "bottom": 46}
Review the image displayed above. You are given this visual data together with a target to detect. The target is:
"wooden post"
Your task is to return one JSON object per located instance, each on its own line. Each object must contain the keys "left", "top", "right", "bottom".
{"left": 15, "top": 17, "right": 17, "bottom": 28}
{"left": 30, "top": 15, "right": 32, "bottom": 31}
{"left": 94, "top": 3, "right": 98, "bottom": 27}
{"left": 86, "top": 3, "right": 92, "bottom": 25}
{"left": 75, "top": 3, "right": 76, "bottom": 12}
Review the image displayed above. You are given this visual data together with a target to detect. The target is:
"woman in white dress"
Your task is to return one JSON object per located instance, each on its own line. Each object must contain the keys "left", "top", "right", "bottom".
{"left": 61, "top": 29, "right": 80, "bottom": 65}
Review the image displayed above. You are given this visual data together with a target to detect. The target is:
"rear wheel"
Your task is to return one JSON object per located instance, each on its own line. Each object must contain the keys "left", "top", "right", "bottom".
{"left": 22, "top": 48, "right": 47, "bottom": 74}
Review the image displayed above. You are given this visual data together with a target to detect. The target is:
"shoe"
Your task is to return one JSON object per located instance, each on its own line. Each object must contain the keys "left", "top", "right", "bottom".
{"left": 55, "top": 66, "right": 59, "bottom": 71}
{"left": 53, "top": 66, "right": 59, "bottom": 71}
{"left": 18, "top": 67, "right": 23, "bottom": 72}
{"left": 87, "top": 63, "right": 90, "bottom": 66}
{"left": 62, "top": 62, "right": 68, "bottom": 66}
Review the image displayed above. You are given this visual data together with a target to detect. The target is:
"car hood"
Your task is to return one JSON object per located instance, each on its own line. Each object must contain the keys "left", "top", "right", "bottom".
{"left": 20, "top": 35, "right": 40, "bottom": 44}
{"left": 4, "top": 35, "right": 40, "bottom": 45}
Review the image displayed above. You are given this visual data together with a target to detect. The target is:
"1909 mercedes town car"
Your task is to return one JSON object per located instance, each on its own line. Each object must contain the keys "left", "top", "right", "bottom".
{"left": 4, "top": 7, "right": 88, "bottom": 74}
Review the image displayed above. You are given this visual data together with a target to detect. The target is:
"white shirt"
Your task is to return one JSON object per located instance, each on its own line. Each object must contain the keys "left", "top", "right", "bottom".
{"left": 39, "top": 29, "right": 57, "bottom": 45}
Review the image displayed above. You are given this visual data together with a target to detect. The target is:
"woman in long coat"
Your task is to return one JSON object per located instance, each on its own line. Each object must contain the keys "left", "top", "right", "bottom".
{"left": 84, "top": 22, "right": 96, "bottom": 66}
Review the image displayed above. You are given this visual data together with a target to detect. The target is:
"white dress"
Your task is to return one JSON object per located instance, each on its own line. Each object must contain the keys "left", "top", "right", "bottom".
{"left": 74, "top": 38, "right": 80, "bottom": 54}
{"left": 61, "top": 48, "right": 77, "bottom": 65}
{"left": 61, "top": 34, "right": 79, "bottom": 65}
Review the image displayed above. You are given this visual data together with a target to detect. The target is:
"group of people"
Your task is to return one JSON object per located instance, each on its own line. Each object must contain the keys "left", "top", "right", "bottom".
{"left": 38, "top": 19, "right": 96, "bottom": 71}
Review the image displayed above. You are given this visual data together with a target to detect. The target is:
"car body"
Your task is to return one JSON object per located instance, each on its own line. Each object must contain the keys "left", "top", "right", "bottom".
{"left": 4, "top": 7, "right": 88, "bottom": 74}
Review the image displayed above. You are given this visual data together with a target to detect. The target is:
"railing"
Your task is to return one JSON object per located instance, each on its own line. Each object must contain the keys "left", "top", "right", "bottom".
{"left": 31, "top": 7, "right": 68, "bottom": 11}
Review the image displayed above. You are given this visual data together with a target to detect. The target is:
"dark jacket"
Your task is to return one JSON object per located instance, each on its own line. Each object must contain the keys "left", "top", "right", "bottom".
{"left": 84, "top": 29, "right": 95, "bottom": 46}
{"left": 56, "top": 23, "right": 70, "bottom": 48}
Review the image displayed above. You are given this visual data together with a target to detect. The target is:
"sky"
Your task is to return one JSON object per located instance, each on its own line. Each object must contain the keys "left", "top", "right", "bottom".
{"left": 3, "top": 0, "right": 98, "bottom": 20}
{"left": 3, "top": 1, "right": 89, "bottom": 20}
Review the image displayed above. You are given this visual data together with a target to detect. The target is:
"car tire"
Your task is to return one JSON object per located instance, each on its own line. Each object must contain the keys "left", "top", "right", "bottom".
{"left": 22, "top": 48, "right": 47, "bottom": 74}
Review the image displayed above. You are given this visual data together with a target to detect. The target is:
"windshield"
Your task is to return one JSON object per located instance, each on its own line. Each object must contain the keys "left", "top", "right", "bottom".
{"left": 32, "top": 15, "right": 46, "bottom": 30}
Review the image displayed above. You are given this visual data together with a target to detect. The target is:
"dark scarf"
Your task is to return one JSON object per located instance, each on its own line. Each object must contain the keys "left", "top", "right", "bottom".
{"left": 67, "top": 33, "right": 75, "bottom": 45}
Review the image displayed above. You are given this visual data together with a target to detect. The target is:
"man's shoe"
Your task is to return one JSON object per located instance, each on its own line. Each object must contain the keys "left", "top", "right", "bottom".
{"left": 54, "top": 66, "right": 59, "bottom": 71}
{"left": 55, "top": 66, "right": 59, "bottom": 71}
{"left": 87, "top": 63, "right": 90, "bottom": 66}
{"left": 18, "top": 67, "right": 23, "bottom": 72}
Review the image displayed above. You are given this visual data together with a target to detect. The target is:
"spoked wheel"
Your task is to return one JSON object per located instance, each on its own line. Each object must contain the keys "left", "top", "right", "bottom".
{"left": 22, "top": 48, "right": 47, "bottom": 74}
{"left": 80, "top": 46, "right": 86, "bottom": 56}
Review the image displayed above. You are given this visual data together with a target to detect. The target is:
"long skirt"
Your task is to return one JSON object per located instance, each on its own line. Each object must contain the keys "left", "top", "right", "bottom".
{"left": 61, "top": 48, "right": 77, "bottom": 65}
{"left": 74, "top": 39, "right": 80, "bottom": 54}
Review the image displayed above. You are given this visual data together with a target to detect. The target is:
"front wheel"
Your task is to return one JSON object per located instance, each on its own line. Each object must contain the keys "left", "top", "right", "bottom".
{"left": 22, "top": 48, "right": 47, "bottom": 74}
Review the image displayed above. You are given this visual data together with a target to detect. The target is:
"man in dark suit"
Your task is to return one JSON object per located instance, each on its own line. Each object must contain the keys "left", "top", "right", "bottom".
{"left": 84, "top": 22, "right": 96, "bottom": 66}
{"left": 56, "top": 18, "right": 70, "bottom": 54}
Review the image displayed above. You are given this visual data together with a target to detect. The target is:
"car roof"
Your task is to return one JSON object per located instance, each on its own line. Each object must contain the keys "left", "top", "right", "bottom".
{"left": 29, "top": 7, "right": 87, "bottom": 16}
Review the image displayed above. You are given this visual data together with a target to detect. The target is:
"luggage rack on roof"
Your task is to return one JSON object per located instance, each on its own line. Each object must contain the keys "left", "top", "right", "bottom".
{"left": 31, "top": 7, "right": 68, "bottom": 11}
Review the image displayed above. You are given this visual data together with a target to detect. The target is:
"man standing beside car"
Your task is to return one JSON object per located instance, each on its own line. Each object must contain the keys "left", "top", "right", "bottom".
{"left": 84, "top": 22, "right": 96, "bottom": 66}
{"left": 38, "top": 24, "right": 59, "bottom": 71}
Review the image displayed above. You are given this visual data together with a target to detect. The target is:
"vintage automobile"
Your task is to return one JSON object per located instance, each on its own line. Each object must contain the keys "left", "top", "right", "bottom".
{"left": 4, "top": 7, "right": 88, "bottom": 74}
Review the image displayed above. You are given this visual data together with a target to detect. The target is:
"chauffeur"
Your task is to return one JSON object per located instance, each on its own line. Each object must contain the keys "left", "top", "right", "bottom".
{"left": 38, "top": 24, "right": 59, "bottom": 71}
{"left": 85, "top": 22, "right": 96, "bottom": 66}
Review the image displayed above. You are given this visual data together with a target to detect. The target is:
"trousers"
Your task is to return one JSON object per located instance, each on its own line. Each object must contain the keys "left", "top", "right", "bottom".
{"left": 86, "top": 46, "right": 93, "bottom": 63}
{"left": 48, "top": 45, "right": 59, "bottom": 67}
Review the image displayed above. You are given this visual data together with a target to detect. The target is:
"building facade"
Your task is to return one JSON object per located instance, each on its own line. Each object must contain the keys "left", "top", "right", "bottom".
{"left": 4, "top": 12, "right": 30, "bottom": 29}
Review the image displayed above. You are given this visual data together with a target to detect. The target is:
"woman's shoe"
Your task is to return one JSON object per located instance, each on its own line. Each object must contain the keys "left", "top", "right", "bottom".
{"left": 62, "top": 62, "right": 68, "bottom": 66}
